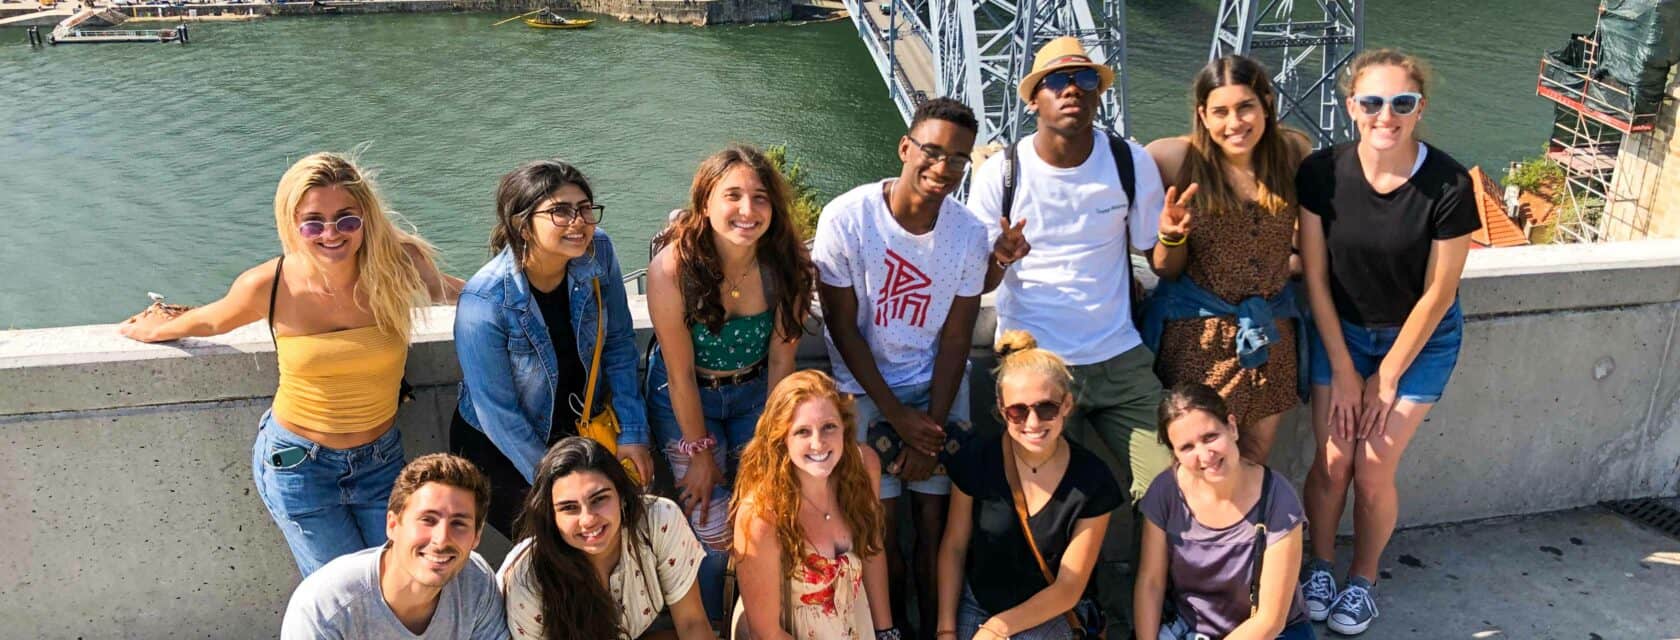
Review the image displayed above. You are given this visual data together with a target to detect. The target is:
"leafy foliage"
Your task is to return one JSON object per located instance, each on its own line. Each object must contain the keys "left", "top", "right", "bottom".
{"left": 765, "top": 144, "right": 823, "bottom": 241}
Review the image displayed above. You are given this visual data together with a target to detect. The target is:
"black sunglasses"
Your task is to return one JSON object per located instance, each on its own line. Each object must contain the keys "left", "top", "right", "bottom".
{"left": 1041, "top": 68, "right": 1101, "bottom": 94}
{"left": 1001, "top": 400, "right": 1063, "bottom": 424}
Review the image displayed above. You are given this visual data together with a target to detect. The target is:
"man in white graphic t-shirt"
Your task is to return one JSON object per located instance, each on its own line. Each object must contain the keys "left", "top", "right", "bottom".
{"left": 812, "top": 97, "right": 989, "bottom": 638}
{"left": 967, "top": 36, "right": 1176, "bottom": 630}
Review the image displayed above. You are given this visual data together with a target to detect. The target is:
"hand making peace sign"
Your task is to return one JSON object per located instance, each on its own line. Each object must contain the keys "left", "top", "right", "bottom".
{"left": 1159, "top": 182, "right": 1199, "bottom": 243}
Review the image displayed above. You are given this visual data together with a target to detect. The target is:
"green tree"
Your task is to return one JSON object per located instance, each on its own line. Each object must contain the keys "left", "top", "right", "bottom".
{"left": 765, "top": 143, "right": 823, "bottom": 241}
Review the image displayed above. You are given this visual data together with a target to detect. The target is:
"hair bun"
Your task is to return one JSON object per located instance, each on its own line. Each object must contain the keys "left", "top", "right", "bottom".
{"left": 994, "top": 330, "right": 1039, "bottom": 358}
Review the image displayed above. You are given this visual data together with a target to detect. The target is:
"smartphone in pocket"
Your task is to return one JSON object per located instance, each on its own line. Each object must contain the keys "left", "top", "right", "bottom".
{"left": 269, "top": 445, "right": 309, "bottom": 469}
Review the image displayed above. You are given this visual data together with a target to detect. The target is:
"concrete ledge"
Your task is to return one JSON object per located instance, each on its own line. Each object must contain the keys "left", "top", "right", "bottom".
{"left": 3, "top": 239, "right": 1679, "bottom": 638}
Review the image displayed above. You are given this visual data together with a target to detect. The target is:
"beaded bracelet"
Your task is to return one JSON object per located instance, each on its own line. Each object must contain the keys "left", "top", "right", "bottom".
{"left": 675, "top": 435, "right": 717, "bottom": 457}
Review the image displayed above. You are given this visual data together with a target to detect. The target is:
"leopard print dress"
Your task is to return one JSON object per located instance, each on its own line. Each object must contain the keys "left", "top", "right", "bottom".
{"left": 1156, "top": 199, "right": 1300, "bottom": 426}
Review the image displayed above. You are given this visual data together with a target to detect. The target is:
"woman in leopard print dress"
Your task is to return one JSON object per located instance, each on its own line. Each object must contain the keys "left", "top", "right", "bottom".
{"left": 1145, "top": 55, "right": 1311, "bottom": 462}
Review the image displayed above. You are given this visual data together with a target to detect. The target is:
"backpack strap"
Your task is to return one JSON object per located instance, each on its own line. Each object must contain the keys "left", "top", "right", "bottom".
{"left": 1248, "top": 467, "right": 1276, "bottom": 614}
{"left": 1106, "top": 130, "right": 1137, "bottom": 213}
{"left": 1001, "top": 138, "right": 1019, "bottom": 223}
{"left": 267, "top": 255, "right": 284, "bottom": 349}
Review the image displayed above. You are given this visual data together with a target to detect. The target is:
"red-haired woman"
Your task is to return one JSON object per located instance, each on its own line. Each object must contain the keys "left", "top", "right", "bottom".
{"left": 729, "top": 370, "right": 895, "bottom": 639}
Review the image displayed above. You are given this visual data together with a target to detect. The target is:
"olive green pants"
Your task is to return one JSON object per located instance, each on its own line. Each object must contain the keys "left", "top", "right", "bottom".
{"left": 1061, "top": 344, "right": 1174, "bottom": 633}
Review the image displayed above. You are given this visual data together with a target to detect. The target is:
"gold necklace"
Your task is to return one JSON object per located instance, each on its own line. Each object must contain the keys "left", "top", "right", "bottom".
{"left": 723, "top": 260, "right": 756, "bottom": 299}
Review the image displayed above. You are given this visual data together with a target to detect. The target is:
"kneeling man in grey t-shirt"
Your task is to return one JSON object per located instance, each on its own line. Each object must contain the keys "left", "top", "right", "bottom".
{"left": 281, "top": 453, "right": 509, "bottom": 639}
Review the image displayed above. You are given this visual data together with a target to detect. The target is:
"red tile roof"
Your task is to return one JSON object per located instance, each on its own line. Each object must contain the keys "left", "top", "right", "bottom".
{"left": 1469, "top": 166, "right": 1530, "bottom": 248}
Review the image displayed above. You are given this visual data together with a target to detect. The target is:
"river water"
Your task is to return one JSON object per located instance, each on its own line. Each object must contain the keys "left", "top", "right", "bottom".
{"left": 0, "top": 0, "right": 1596, "bottom": 329}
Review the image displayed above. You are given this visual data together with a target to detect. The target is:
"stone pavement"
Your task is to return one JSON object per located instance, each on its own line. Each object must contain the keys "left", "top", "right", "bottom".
{"left": 1319, "top": 504, "right": 1679, "bottom": 639}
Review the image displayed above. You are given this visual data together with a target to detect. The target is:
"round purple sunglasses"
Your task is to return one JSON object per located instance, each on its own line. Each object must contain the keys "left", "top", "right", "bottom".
{"left": 298, "top": 216, "right": 363, "bottom": 239}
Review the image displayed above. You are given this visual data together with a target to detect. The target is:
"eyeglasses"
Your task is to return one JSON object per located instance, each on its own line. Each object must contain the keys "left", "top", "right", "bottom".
{"left": 298, "top": 215, "right": 363, "bottom": 239}
{"left": 905, "top": 134, "right": 973, "bottom": 169}
{"left": 1001, "top": 400, "right": 1063, "bottom": 424}
{"left": 1352, "top": 92, "right": 1422, "bottom": 116}
{"left": 535, "top": 203, "right": 605, "bottom": 225}
{"left": 1041, "top": 67, "right": 1101, "bottom": 95}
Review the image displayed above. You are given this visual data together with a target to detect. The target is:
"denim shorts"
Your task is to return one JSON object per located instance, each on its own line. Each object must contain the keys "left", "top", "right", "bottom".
{"left": 1308, "top": 299, "right": 1464, "bottom": 404}
{"left": 852, "top": 375, "right": 971, "bottom": 500}
{"left": 251, "top": 409, "right": 405, "bottom": 577}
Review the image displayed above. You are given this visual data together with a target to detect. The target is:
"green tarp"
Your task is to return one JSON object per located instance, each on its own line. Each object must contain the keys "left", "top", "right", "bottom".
{"left": 1599, "top": 0, "right": 1680, "bottom": 111}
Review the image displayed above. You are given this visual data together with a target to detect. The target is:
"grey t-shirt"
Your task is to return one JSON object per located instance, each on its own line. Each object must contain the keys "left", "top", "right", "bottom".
{"left": 1139, "top": 466, "right": 1309, "bottom": 636}
{"left": 280, "top": 546, "right": 509, "bottom": 640}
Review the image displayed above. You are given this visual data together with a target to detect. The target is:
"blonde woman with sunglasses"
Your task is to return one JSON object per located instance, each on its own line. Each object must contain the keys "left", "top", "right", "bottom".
{"left": 935, "top": 331, "right": 1119, "bottom": 639}
{"left": 1294, "top": 49, "right": 1480, "bottom": 635}
{"left": 119, "top": 152, "right": 461, "bottom": 576}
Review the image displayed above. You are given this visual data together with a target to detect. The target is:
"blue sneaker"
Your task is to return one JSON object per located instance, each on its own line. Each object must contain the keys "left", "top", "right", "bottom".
{"left": 1301, "top": 563, "right": 1337, "bottom": 622}
{"left": 1327, "top": 578, "right": 1379, "bottom": 635}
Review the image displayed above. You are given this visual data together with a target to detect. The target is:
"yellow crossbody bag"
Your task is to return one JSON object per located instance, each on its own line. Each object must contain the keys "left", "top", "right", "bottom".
{"left": 576, "top": 277, "right": 643, "bottom": 485}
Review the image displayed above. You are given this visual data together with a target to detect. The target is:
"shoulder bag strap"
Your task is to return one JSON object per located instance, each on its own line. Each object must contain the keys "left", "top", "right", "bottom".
{"left": 267, "top": 255, "right": 285, "bottom": 349}
{"left": 1001, "top": 437, "right": 1084, "bottom": 633}
{"left": 1248, "top": 467, "right": 1276, "bottom": 615}
{"left": 579, "top": 278, "right": 606, "bottom": 427}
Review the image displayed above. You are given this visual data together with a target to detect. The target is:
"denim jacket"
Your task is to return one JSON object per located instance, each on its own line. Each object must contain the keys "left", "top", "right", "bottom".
{"left": 1140, "top": 276, "right": 1300, "bottom": 370}
{"left": 454, "top": 233, "right": 649, "bottom": 483}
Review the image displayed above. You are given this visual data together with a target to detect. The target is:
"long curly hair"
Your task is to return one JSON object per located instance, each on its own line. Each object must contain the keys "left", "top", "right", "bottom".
{"left": 731, "top": 370, "right": 883, "bottom": 575}
{"left": 1179, "top": 55, "right": 1301, "bottom": 216}
{"left": 272, "top": 151, "right": 436, "bottom": 342}
{"left": 669, "top": 145, "right": 813, "bottom": 337}
{"left": 513, "top": 437, "right": 652, "bottom": 640}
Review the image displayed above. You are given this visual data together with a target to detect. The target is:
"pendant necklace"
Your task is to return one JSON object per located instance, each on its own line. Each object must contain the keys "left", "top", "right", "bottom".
{"left": 1022, "top": 440, "right": 1061, "bottom": 474}
{"left": 724, "top": 260, "right": 755, "bottom": 299}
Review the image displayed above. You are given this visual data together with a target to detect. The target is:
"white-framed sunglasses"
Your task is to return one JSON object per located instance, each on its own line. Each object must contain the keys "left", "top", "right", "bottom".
{"left": 1351, "top": 92, "right": 1423, "bottom": 116}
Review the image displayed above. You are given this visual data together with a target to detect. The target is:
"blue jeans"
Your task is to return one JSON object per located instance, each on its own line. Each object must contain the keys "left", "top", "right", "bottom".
{"left": 251, "top": 409, "right": 405, "bottom": 577}
{"left": 852, "top": 375, "right": 971, "bottom": 499}
{"left": 1308, "top": 300, "right": 1464, "bottom": 404}
{"left": 957, "top": 582, "right": 1078, "bottom": 638}
{"left": 645, "top": 345, "right": 769, "bottom": 620}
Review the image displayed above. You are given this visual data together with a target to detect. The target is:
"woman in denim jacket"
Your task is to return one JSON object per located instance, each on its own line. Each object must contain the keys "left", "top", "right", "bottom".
{"left": 451, "top": 159, "right": 652, "bottom": 537}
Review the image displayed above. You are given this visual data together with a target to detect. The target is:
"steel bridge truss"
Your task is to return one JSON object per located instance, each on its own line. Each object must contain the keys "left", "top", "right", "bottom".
{"left": 845, "top": 0, "right": 1130, "bottom": 146}
{"left": 1210, "top": 0, "right": 1364, "bottom": 148}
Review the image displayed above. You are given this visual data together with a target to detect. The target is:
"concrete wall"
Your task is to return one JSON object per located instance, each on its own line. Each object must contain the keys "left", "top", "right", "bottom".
{"left": 3, "top": 240, "right": 1679, "bottom": 638}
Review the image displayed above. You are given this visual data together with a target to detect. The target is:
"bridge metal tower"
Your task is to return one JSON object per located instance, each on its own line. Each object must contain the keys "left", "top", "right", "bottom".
{"left": 1209, "top": 0, "right": 1364, "bottom": 148}
{"left": 844, "top": 0, "right": 1130, "bottom": 146}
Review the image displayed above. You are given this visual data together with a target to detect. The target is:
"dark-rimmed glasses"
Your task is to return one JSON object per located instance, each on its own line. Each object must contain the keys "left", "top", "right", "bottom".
{"left": 905, "top": 134, "right": 972, "bottom": 169}
{"left": 535, "top": 203, "right": 605, "bottom": 225}
{"left": 1041, "top": 67, "right": 1101, "bottom": 94}
{"left": 1001, "top": 400, "right": 1063, "bottom": 424}
{"left": 1352, "top": 92, "right": 1422, "bottom": 116}
{"left": 298, "top": 215, "right": 363, "bottom": 239}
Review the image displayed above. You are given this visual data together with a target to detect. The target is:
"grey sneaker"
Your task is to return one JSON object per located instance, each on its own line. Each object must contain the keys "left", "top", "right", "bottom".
{"left": 1301, "top": 564, "right": 1337, "bottom": 622}
{"left": 1327, "top": 579, "right": 1379, "bottom": 635}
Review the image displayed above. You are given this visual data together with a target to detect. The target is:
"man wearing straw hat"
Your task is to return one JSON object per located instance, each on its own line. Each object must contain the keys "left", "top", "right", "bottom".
{"left": 968, "top": 35, "right": 1174, "bottom": 633}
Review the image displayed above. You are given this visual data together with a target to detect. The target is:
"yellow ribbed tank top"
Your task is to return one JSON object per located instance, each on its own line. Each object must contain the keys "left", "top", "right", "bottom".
{"left": 271, "top": 325, "right": 407, "bottom": 434}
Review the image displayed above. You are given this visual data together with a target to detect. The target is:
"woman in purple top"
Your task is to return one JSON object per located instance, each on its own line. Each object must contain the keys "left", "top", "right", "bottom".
{"left": 1135, "top": 383, "right": 1314, "bottom": 640}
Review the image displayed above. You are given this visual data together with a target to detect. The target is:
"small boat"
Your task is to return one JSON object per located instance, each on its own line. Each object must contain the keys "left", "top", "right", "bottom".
{"left": 523, "top": 10, "right": 593, "bottom": 29}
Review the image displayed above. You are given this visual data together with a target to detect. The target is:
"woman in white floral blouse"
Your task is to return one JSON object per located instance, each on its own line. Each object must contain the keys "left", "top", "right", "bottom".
{"left": 498, "top": 437, "right": 712, "bottom": 639}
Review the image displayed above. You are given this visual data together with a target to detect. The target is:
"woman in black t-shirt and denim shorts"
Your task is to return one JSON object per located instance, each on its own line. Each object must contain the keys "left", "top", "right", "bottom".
{"left": 1293, "top": 49, "right": 1481, "bottom": 636}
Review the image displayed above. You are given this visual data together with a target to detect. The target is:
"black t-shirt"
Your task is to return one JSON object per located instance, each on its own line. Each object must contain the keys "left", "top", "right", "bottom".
{"left": 531, "top": 282, "right": 588, "bottom": 442}
{"left": 1295, "top": 142, "right": 1481, "bottom": 327}
{"left": 948, "top": 434, "right": 1124, "bottom": 615}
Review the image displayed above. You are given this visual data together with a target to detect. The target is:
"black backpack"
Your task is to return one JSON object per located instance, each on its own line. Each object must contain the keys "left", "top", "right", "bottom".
{"left": 999, "top": 129, "right": 1146, "bottom": 322}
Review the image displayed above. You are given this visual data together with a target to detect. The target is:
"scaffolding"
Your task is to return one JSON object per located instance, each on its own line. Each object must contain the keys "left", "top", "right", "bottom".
{"left": 1210, "top": 0, "right": 1364, "bottom": 149}
{"left": 1536, "top": 18, "right": 1665, "bottom": 243}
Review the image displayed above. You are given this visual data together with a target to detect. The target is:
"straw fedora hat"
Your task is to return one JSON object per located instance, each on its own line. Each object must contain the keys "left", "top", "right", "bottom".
{"left": 1017, "top": 36, "right": 1115, "bottom": 103}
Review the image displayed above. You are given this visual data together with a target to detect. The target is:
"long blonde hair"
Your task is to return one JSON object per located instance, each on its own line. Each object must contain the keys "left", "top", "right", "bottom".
{"left": 731, "top": 370, "right": 884, "bottom": 575}
{"left": 272, "top": 152, "right": 435, "bottom": 342}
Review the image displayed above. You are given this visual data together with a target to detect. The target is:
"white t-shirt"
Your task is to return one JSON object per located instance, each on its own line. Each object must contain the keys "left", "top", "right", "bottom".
{"left": 967, "top": 131, "right": 1166, "bottom": 365}
{"left": 812, "top": 179, "right": 990, "bottom": 393}
{"left": 499, "top": 496, "right": 704, "bottom": 639}
{"left": 281, "top": 546, "right": 508, "bottom": 640}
